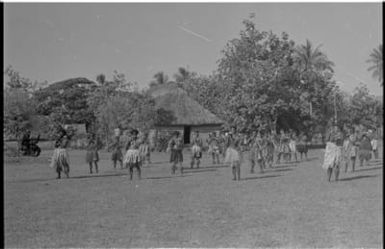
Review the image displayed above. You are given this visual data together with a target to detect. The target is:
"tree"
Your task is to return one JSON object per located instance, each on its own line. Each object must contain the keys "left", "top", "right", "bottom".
{"left": 3, "top": 67, "right": 45, "bottom": 140}
{"left": 367, "top": 44, "right": 383, "bottom": 86}
{"left": 4, "top": 88, "right": 36, "bottom": 140}
{"left": 33, "top": 77, "right": 96, "bottom": 128}
{"left": 173, "top": 67, "right": 192, "bottom": 84}
{"left": 293, "top": 39, "right": 335, "bottom": 74}
{"left": 88, "top": 72, "right": 160, "bottom": 149}
{"left": 215, "top": 15, "right": 309, "bottom": 132}
{"left": 4, "top": 65, "right": 48, "bottom": 92}
{"left": 149, "top": 71, "right": 169, "bottom": 87}
{"left": 347, "top": 84, "right": 383, "bottom": 129}
{"left": 293, "top": 39, "right": 335, "bottom": 119}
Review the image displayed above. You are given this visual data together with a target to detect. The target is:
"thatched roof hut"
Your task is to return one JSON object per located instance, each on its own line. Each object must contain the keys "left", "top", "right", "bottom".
{"left": 149, "top": 84, "right": 223, "bottom": 126}
{"left": 148, "top": 83, "right": 223, "bottom": 145}
{"left": 46, "top": 77, "right": 96, "bottom": 90}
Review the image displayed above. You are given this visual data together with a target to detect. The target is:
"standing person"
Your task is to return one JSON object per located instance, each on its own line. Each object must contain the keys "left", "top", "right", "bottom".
{"left": 370, "top": 130, "right": 379, "bottom": 160}
{"left": 208, "top": 132, "right": 221, "bottom": 164}
{"left": 250, "top": 131, "right": 265, "bottom": 174}
{"left": 218, "top": 131, "right": 227, "bottom": 159}
{"left": 322, "top": 123, "right": 343, "bottom": 182}
{"left": 343, "top": 129, "right": 358, "bottom": 172}
{"left": 111, "top": 136, "right": 123, "bottom": 169}
{"left": 358, "top": 133, "right": 373, "bottom": 167}
{"left": 20, "top": 130, "right": 31, "bottom": 155}
{"left": 224, "top": 126, "right": 242, "bottom": 181}
{"left": 276, "top": 130, "right": 291, "bottom": 164}
{"left": 50, "top": 133, "right": 71, "bottom": 179}
{"left": 139, "top": 133, "right": 151, "bottom": 166}
{"left": 123, "top": 129, "right": 142, "bottom": 180}
{"left": 289, "top": 132, "right": 298, "bottom": 162}
{"left": 86, "top": 133, "right": 99, "bottom": 174}
{"left": 296, "top": 133, "right": 309, "bottom": 161}
{"left": 167, "top": 131, "right": 184, "bottom": 175}
{"left": 190, "top": 131, "right": 203, "bottom": 168}
{"left": 248, "top": 130, "right": 257, "bottom": 172}
{"left": 263, "top": 132, "right": 275, "bottom": 168}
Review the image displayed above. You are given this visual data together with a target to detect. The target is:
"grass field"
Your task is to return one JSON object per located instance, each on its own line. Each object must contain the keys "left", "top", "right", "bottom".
{"left": 4, "top": 146, "right": 383, "bottom": 248}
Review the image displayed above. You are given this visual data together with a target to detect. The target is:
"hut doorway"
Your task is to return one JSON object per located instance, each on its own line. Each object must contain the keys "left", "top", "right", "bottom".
{"left": 184, "top": 126, "right": 191, "bottom": 144}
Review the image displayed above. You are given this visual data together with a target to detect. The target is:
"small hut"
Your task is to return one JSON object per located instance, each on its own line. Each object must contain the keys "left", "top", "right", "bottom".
{"left": 148, "top": 83, "right": 224, "bottom": 146}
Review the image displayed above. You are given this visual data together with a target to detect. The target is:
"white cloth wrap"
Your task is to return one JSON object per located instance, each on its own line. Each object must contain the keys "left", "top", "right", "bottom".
{"left": 123, "top": 149, "right": 141, "bottom": 164}
{"left": 322, "top": 142, "right": 342, "bottom": 170}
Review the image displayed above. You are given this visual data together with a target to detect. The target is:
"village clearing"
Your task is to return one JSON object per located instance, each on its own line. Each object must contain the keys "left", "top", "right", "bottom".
{"left": 4, "top": 145, "right": 383, "bottom": 248}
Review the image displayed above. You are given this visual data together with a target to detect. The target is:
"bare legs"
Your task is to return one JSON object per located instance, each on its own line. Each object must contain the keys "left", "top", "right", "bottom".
{"left": 232, "top": 161, "right": 241, "bottom": 180}
{"left": 89, "top": 161, "right": 98, "bottom": 174}
{"left": 129, "top": 162, "right": 141, "bottom": 180}
{"left": 172, "top": 162, "right": 183, "bottom": 175}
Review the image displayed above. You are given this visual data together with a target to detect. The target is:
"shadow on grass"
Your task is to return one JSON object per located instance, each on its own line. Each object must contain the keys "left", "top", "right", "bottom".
{"left": 144, "top": 174, "right": 192, "bottom": 180}
{"left": 199, "top": 164, "right": 229, "bottom": 169}
{"left": 304, "top": 157, "right": 319, "bottom": 162}
{"left": 339, "top": 174, "right": 378, "bottom": 181}
{"left": 241, "top": 174, "right": 282, "bottom": 181}
{"left": 10, "top": 173, "right": 128, "bottom": 183}
{"left": 355, "top": 166, "right": 383, "bottom": 172}
{"left": 276, "top": 161, "right": 298, "bottom": 165}
{"left": 266, "top": 168, "right": 293, "bottom": 173}
{"left": 182, "top": 168, "right": 218, "bottom": 174}
{"left": 147, "top": 161, "right": 170, "bottom": 165}
{"left": 271, "top": 164, "right": 297, "bottom": 169}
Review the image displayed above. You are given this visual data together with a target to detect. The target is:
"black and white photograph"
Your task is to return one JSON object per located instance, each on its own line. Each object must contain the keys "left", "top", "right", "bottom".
{"left": 3, "top": 1, "right": 383, "bottom": 248}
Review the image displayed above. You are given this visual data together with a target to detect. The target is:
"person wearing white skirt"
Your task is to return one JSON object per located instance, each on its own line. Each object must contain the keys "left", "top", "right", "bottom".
{"left": 190, "top": 131, "right": 203, "bottom": 169}
{"left": 224, "top": 126, "right": 242, "bottom": 181}
{"left": 289, "top": 132, "right": 298, "bottom": 162}
{"left": 50, "top": 135, "right": 71, "bottom": 179}
{"left": 322, "top": 124, "right": 343, "bottom": 182}
{"left": 123, "top": 129, "right": 142, "bottom": 180}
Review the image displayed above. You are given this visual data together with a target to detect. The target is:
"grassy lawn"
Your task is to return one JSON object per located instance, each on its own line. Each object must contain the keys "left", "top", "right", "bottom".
{"left": 4, "top": 146, "right": 383, "bottom": 248}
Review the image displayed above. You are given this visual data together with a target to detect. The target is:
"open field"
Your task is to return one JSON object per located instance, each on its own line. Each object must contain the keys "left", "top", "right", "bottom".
{"left": 4, "top": 146, "right": 383, "bottom": 248}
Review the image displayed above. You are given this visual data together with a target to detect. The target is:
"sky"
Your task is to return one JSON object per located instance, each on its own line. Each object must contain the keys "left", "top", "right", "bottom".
{"left": 4, "top": 3, "right": 383, "bottom": 95}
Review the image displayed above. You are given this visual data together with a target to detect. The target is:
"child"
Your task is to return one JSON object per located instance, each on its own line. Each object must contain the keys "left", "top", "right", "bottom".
{"left": 208, "top": 132, "right": 221, "bottom": 164}
{"left": 225, "top": 126, "right": 242, "bottom": 180}
{"left": 190, "top": 131, "right": 203, "bottom": 168}
{"left": 296, "top": 133, "right": 308, "bottom": 161}
{"left": 358, "top": 133, "right": 372, "bottom": 167}
{"left": 50, "top": 134, "right": 71, "bottom": 179}
{"left": 123, "top": 129, "right": 142, "bottom": 180}
{"left": 370, "top": 132, "right": 379, "bottom": 160}
{"left": 139, "top": 133, "right": 151, "bottom": 166}
{"left": 263, "top": 132, "right": 275, "bottom": 168}
{"left": 276, "top": 130, "right": 291, "bottom": 164}
{"left": 86, "top": 134, "right": 99, "bottom": 174}
{"left": 289, "top": 132, "right": 298, "bottom": 162}
{"left": 168, "top": 131, "right": 184, "bottom": 175}
{"left": 111, "top": 136, "right": 123, "bottom": 169}
{"left": 250, "top": 132, "right": 265, "bottom": 173}
{"left": 343, "top": 130, "right": 358, "bottom": 172}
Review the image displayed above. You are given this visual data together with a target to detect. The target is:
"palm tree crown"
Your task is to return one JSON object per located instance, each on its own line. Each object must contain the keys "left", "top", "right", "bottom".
{"left": 294, "top": 39, "right": 335, "bottom": 74}
{"left": 367, "top": 44, "right": 383, "bottom": 86}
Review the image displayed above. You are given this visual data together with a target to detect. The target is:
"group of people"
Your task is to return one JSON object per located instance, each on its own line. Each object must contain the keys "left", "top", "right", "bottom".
{"left": 49, "top": 123, "right": 380, "bottom": 182}
{"left": 322, "top": 123, "right": 380, "bottom": 182}
{"left": 50, "top": 128, "right": 151, "bottom": 180}
{"left": 167, "top": 127, "right": 310, "bottom": 181}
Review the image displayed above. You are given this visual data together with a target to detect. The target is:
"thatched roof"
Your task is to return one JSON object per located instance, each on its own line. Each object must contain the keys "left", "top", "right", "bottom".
{"left": 149, "top": 83, "right": 223, "bottom": 126}
{"left": 46, "top": 77, "right": 96, "bottom": 90}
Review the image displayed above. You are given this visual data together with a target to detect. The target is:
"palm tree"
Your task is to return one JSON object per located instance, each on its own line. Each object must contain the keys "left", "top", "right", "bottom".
{"left": 173, "top": 67, "right": 191, "bottom": 83}
{"left": 294, "top": 39, "right": 335, "bottom": 74}
{"left": 149, "top": 71, "right": 169, "bottom": 87}
{"left": 96, "top": 74, "right": 106, "bottom": 85}
{"left": 367, "top": 44, "right": 383, "bottom": 86}
{"left": 294, "top": 39, "right": 335, "bottom": 118}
